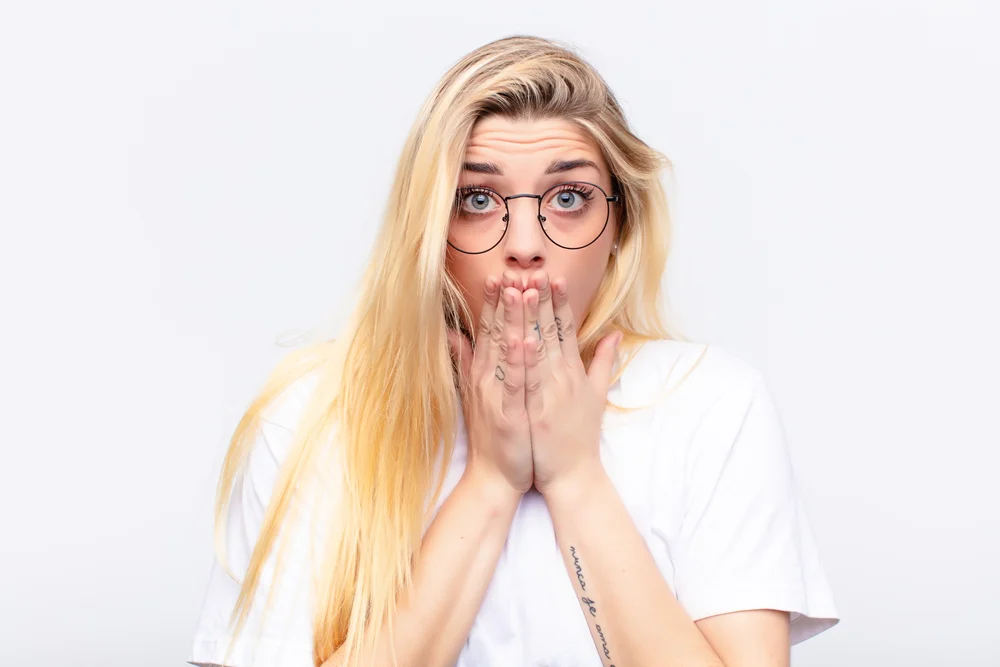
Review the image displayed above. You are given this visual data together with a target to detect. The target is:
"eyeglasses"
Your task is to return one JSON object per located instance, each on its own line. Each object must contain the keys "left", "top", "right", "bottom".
{"left": 447, "top": 180, "right": 620, "bottom": 254}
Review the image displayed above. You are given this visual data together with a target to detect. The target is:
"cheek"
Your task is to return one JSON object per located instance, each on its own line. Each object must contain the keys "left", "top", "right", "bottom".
{"left": 447, "top": 255, "right": 489, "bottom": 328}
{"left": 569, "top": 292, "right": 590, "bottom": 325}
{"left": 563, "top": 255, "right": 609, "bottom": 320}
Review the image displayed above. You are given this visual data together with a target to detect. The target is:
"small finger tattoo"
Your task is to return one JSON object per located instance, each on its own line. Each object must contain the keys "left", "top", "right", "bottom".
{"left": 533, "top": 321, "right": 541, "bottom": 340}
{"left": 554, "top": 315, "right": 564, "bottom": 342}
{"left": 495, "top": 365, "right": 505, "bottom": 381}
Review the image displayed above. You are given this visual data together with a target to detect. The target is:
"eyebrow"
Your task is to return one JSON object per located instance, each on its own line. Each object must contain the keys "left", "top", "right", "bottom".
{"left": 461, "top": 158, "right": 601, "bottom": 176}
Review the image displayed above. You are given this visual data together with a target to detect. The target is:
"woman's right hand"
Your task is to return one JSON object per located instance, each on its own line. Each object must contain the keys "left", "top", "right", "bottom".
{"left": 447, "top": 272, "right": 533, "bottom": 497}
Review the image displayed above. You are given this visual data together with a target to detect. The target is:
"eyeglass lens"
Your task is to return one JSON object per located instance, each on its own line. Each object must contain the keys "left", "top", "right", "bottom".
{"left": 448, "top": 181, "right": 611, "bottom": 253}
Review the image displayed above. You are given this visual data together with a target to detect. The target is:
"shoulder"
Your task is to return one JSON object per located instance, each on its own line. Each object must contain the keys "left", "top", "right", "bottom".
{"left": 620, "top": 338, "right": 765, "bottom": 414}
{"left": 248, "top": 369, "right": 325, "bottom": 468}
{"left": 241, "top": 369, "right": 327, "bottom": 510}
{"left": 259, "top": 369, "right": 323, "bottom": 435}
{"left": 629, "top": 341, "right": 790, "bottom": 491}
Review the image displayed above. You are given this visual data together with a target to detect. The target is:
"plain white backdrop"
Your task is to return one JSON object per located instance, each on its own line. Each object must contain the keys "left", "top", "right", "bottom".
{"left": 2, "top": 1, "right": 998, "bottom": 665}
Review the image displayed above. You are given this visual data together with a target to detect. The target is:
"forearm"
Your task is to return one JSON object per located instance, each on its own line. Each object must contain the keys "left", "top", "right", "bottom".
{"left": 545, "top": 464, "right": 724, "bottom": 667}
{"left": 324, "top": 467, "right": 521, "bottom": 667}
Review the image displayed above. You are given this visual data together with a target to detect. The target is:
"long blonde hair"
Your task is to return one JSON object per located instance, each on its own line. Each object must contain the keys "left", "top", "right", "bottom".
{"left": 211, "top": 34, "right": 691, "bottom": 667}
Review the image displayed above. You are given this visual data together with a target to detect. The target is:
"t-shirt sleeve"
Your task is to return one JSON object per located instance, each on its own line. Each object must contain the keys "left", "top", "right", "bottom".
{"left": 188, "top": 382, "right": 320, "bottom": 667}
{"left": 673, "top": 369, "right": 840, "bottom": 645}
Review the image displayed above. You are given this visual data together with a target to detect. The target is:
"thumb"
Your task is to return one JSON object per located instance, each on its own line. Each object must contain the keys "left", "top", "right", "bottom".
{"left": 587, "top": 331, "right": 622, "bottom": 395}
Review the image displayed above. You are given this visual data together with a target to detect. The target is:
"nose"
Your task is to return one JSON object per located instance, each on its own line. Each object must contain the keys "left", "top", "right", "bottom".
{"left": 502, "top": 195, "right": 546, "bottom": 269}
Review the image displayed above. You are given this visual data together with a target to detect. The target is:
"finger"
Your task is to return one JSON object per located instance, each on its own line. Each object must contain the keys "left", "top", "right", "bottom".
{"left": 473, "top": 275, "right": 500, "bottom": 376}
{"left": 492, "top": 268, "right": 524, "bottom": 377}
{"left": 497, "top": 287, "right": 525, "bottom": 389}
{"left": 485, "top": 286, "right": 509, "bottom": 379}
{"left": 523, "top": 336, "right": 543, "bottom": 413}
{"left": 550, "top": 277, "right": 584, "bottom": 373}
{"left": 522, "top": 287, "right": 548, "bottom": 376}
{"left": 500, "top": 335, "right": 526, "bottom": 417}
{"left": 502, "top": 269, "right": 527, "bottom": 292}
{"left": 528, "top": 270, "right": 563, "bottom": 366}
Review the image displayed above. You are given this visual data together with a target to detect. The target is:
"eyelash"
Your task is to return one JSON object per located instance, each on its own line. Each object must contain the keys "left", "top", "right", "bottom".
{"left": 457, "top": 184, "right": 493, "bottom": 196}
{"left": 456, "top": 184, "right": 596, "bottom": 200}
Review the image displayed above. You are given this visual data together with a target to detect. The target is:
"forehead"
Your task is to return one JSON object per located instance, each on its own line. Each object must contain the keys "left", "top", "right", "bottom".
{"left": 464, "top": 116, "right": 607, "bottom": 172}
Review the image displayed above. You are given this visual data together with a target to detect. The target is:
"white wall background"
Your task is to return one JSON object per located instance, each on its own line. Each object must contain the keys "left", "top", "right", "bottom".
{"left": 2, "top": 1, "right": 998, "bottom": 665}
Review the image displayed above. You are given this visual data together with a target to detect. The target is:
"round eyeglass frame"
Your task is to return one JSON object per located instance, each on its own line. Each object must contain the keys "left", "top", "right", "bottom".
{"left": 447, "top": 180, "right": 621, "bottom": 254}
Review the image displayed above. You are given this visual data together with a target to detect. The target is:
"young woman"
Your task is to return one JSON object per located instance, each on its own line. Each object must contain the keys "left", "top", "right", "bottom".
{"left": 188, "top": 35, "right": 839, "bottom": 667}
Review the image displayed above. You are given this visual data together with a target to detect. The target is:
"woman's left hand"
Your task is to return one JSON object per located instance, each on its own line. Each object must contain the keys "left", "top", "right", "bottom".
{"left": 522, "top": 269, "right": 623, "bottom": 497}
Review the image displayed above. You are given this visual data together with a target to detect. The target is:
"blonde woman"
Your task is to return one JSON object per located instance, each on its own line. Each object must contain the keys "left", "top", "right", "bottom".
{"left": 188, "top": 35, "right": 839, "bottom": 667}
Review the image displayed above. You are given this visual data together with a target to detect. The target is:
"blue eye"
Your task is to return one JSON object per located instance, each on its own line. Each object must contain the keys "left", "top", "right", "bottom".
{"left": 455, "top": 186, "right": 500, "bottom": 217}
{"left": 468, "top": 192, "right": 490, "bottom": 210}
{"left": 555, "top": 191, "right": 578, "bottom": 208}
{"left": 546, "top": 184, "right": 595, "bottom": 213}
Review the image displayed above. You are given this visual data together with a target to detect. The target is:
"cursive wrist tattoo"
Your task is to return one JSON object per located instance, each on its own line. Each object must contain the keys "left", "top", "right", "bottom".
{"left": 569, "top": 545, "right": 615, "bottom": 666}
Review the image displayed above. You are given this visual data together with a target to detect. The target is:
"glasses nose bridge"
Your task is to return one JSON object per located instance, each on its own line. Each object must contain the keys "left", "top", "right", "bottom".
{"left": 502, "top": 192, "right": 543, "bottom": 224}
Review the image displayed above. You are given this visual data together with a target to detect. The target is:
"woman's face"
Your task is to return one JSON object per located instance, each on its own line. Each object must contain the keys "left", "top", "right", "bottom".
{"left": 446, "top": 115, "right": 618, "bottom": 341}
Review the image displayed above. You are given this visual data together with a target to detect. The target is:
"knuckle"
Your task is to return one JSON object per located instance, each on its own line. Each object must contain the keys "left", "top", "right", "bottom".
{"left": 477, "top": 313, "right": 492, "bottom": 337}
{"left": 504, "top": 301, "right": 515, "bottom": 321}
{"left": 542, "top": 321, "right": 559, "bottom": 339}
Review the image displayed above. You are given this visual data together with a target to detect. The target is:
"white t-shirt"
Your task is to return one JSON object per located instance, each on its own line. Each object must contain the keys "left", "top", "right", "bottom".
{"left": 187, "top": 339, "right": 840, "bottom": 667}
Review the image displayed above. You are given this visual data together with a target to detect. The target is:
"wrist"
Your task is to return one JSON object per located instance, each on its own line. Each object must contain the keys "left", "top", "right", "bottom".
{"left": 460, "top": 464, "right": 524, "bottom": 514}
{"left": 538, "top": 459, "right": 608, "bottom": 508}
